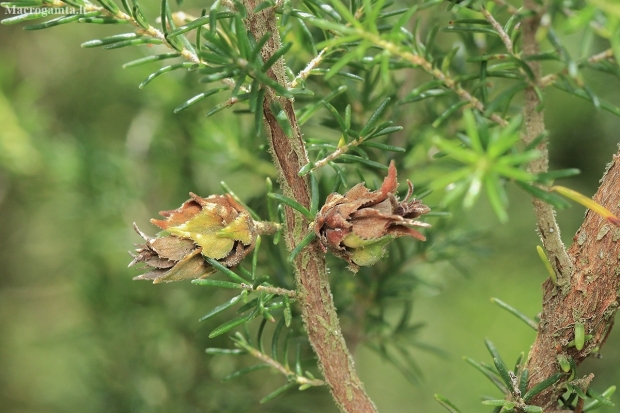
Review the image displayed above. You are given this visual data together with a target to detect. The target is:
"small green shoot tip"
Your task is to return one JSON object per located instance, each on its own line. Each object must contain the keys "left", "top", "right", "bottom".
{"left": 536, "top": 245, "right": 557, "bottom": 285}
{"left": 574, "top": 321, "right": 585, "bottom": 351}
{"left": 557, "top": 354, "right": 571, "bottom": 372}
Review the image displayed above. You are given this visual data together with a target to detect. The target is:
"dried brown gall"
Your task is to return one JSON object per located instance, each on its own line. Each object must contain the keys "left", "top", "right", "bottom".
{"left": 129, "top": 192, "right": 258, "bottom": 283}
{"left": 314, "top": 161, "right": 430, "bottom": 272}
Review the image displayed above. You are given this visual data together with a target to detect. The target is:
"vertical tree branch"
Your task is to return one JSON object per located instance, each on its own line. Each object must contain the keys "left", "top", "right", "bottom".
{"left": 521, "top": 4, "right": 620, "bottom": 410}
{"left": 525, "top": 149, "right": 620, "bottom": 411}
{"left": 521, "top": 0, "right": 572, "bottom": 284}
{"left": 242, "top": 3, "right": 378, "bottom": 413}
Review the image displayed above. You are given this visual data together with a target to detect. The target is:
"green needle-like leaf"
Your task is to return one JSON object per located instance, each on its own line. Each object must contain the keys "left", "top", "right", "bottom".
{"left": 482, "top": 400, "right": 513, "bottom": 407}
{"left": 310, "top": 173, "right": 319, "bottom": 215}
{"left": 123, "top": 52, "right": 181, "bottom": 68}
{"left": 443, "top": 26, "right": 500, "bottom": 37}
{"left": 493, "top": 357, "right": 514, "bottom": 390}
{"left": 360, "top": 97, "right": 391, "bottom": 137}
{"left": 336, "top": 155, "right": 389, "bottom": 170}
{"left": 174, "top": 87, "right": 227, "bottom": 113}
{"left": 322, "top": 101, "right": 347, "bottom": 133}
{"left": 519, "top": 368, "right": 529, "bottom": 395}
{"left": 23, "top": 12, "right": 97, "bottom": 30}
{"left": 234, "top": 15, "right": 250, "bottom": 59}
{"left": 204, "top": 257, "right": 249, "bottom": 284}
{"left": 260, "top": 381, "right": 296, "bottom": 403}
{"left": 497, "top": 151, "right": 541, "bottom": 166}
{"left": 271, "top": 316, "right": 285, "bottom": 360}
{"left": 433, "top": 137, "right": 479, "bottom": 164}
{"left": 167, "top": 15, "right": 209, "bottom": 37}
{"left": 359, "top": 141, "right": 405, "bottom": 152}
{"left": 535, "top": 169, "right": 581, "bottom": 184}
{"left": 283, "top": 295, "right": 292, "bottom": 327}
{"left": 491, "top": 298, "right": 539, "bottom": 330}
{"left": 199, "top": 291, "right": 246, "bottom": 321}
{"left": 434, "top": 394, "right": 462, "bottom": 413}
{"left": 584, "top": 386, "right": 616, "bottom": 411}
{"left": 267, "top": 193, "right": 314, "bottom": 220}
{"left": 484, "top": 173, "right": 508, "bottom": 222}
{"left": 209, "top": 320, "right": 245, "bottom": 339}
{"left": 433, "top": 101, "right": 469, "bottom": 128}
{"left": 523, "top": 373, "right": 562, "bottom": 402}
{"left": 223, "top": 364, "right": 270, "bottom": 382}
{"left": 325, "top": 52, "right": 359, "bottom": 80}
{"left": 517, "top": 182, "right": 572, "bottom": 209}
{"left": 487, "top": 116, "right": 522, "bottom": 159}
{"left": 192, "top": 278, "right": 242, "bottom": 289}
{"left": 205, "top": 347, "right": 245, "bottom": 355}
{"left": 81, "top": 33, "right": 140, "bottom": 48}
{"left": 484, "top": 339, "right": 504, "bottom": 369}
{"left": 209, "top": 310, "right": 256, "bottom": 338}
{"left": 463, "top": 168, "right": 483, "bottom": 208}
{"left": 464, "top": 356, "right": 509, "bottom": 394}
{"left": 288, "top": 231, "right": 317, "bottom": 262}
{"left": 257, "top": 318, "right": 267, "bottom": 352}
{"left": 262, "top": 42, "right": 292, "bottom": 70}
{"left": 103, "top": 38, "right": 162, "bottom": 49}
{"left": 328, "top": 0, "right": 363, "bottom": 28}
{"left": 139, "top": 62, "right": 197, "bottom": 88}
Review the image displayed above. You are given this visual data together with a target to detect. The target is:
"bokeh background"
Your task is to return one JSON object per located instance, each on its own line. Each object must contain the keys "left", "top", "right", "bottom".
{"left": 1, "top": 2, "right": 620, "bottom": 412}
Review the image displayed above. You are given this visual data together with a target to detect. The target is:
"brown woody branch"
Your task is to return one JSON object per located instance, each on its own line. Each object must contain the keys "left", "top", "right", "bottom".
{"left": 242, "top": 2, "right": 378, "bottom": 412}
{"left": 521, "top": 1, "right": 620, "bottom": 410}
{"left": 525, "top": 149, "right": 620, "bottom": 411}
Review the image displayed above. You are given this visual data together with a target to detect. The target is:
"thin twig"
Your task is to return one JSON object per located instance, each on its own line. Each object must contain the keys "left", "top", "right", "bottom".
{"left": 77, "top": 0, "right": 242, "bottom": 91}
{"left": 539, "top": 48, "right": 614, "bottom": 88}
{"left": 290, "top": 48, "right": 327, "bottom": 88}
{"left": 254, "top": 221, "right": 281, "bottom": 236}
{"left": 355, "top": 30, "right": 509, "bottom": 127}
{"left": 290, "top": 7, "right": 366, "bottom": 88}
{"left": 521, "top": 1, "right": 572, "bottom": 277}
{"left": 240, "top": 283, "right": 297, "bottom": 298}
{"left": 234, "top": 338, "right": 325, "bottom": 386}
{"left": 538, "top": 73, "right": 558, "bottom": 89}
{"left": 310, "top": 138, "right": 361, "bottom": 172}
{"left": 588, "top": 48, "right": 615, "bottom": 64}
{"left": 480, "top": 7, "right": 513, "bottom": 54}
{"left": 243, "top": 1, "right": 379, "bottom": 411}
{"left": 491, "top": 0, "right": 519, "bottom": 15}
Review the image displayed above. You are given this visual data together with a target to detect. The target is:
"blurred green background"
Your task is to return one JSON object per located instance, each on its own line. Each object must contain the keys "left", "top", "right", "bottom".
{"left": 1, "top": 3, "right": 620, "bottom": 413}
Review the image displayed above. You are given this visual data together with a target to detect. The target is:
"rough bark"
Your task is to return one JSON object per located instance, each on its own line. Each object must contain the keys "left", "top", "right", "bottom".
{"left": 243, "top": 3, "right": 378, "bottom": 413}
{"left": 521, "top": 1, "right": 620, "bottom": 410}
{"left": 525, "top": 150, "right": 620, "bottom": 411}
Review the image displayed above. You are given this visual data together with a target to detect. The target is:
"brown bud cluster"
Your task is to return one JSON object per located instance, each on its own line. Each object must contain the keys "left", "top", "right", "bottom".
{"left": 314, "top": 161, "right": 430, "bottom": 272}
{"left": 129, "top": 193, "right": 257, "bottom": 283}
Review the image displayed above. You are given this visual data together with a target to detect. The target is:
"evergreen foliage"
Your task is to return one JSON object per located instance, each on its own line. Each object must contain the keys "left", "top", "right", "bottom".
{"left": 2, "top": 0, "right": 620, "bottom": 411}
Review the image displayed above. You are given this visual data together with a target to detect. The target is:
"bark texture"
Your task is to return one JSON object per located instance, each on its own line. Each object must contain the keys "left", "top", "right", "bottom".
{"left": 243, "top": 3, "right": 378, "bottom": 412}
{"left": 525, "top": 150, "right": 620, "bottom": 411}
{"left": 521, "top": 2, "right": 620, "bottom": 409}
